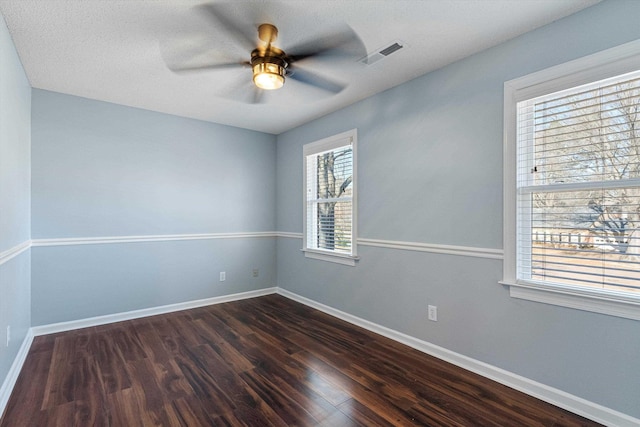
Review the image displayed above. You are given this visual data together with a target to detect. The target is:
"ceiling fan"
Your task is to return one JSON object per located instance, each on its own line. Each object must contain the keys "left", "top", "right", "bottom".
{"left": 162, "top": 3, "right": 365, "bottom": 102}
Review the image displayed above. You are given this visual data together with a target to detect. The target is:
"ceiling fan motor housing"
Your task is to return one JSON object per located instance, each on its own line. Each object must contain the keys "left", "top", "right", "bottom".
{"left": 251, "top": 48, "right": 288, "bottom": 90}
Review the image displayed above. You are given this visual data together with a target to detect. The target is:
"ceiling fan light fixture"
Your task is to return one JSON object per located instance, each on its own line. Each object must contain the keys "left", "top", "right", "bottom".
{"left": 252, "top": 57, "right": 286, "bottom": 90}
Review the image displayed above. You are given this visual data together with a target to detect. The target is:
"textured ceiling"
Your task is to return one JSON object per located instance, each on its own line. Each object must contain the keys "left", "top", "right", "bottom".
{"left": 0, "top": 0, "right": 600, "bottom": 134}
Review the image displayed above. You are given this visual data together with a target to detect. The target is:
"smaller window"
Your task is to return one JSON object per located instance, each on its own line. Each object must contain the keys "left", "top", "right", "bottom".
{"left": 303, "top": 129, "right": 358, "bottom": 266}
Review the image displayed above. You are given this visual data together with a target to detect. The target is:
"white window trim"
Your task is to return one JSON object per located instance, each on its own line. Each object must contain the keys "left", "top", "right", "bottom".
{"left": 302, "top": 129, "right": 358, "bottom": 266}
{"left": 503, "top": 40, "right": 640, "bottom": 320}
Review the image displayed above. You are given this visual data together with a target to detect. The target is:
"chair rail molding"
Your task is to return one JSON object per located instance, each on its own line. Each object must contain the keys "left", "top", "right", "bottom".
{"left": 0, "top": 240, "right": 31, "bottom": 266}
{"left": 31, "top": 232, "right": 277, "bottom": 247}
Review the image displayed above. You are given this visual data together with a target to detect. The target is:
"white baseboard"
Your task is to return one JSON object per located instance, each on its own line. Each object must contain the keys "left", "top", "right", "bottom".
{"left": 31, "top": 287, "right": 278, "bottom": 336}
{"left": 277, "top": 288, "right": 639, "bottom": 427}
{"left": 0, "top": 328, "right": 34, "bottom": 419}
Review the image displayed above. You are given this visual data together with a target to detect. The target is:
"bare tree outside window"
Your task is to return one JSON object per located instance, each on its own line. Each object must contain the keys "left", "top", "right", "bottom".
{"left": 315, "top": 147, "right": 353, "bottom": 252}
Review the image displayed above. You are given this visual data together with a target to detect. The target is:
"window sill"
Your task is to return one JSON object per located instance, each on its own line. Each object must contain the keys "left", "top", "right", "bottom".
{"left": 500, "top": 280, "right": 640, "bottom": 321}
{"left": 301, "top": 249, "right": 359, "bottom": 266}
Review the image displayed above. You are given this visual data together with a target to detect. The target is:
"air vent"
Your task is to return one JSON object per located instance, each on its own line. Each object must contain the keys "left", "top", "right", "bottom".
{"left": 360, "top": 40, "right": 405, "bottom": 65}
{"left": 379, "top": 42, "right": 403, "bottom": 56}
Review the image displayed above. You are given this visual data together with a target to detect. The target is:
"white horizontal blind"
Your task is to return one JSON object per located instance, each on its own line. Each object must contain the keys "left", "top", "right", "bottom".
{"left": 516, "top": 70, "right": 640, "bottom": 295}
{"left": 305, "top": 142, "right": 353, "bottom": 255}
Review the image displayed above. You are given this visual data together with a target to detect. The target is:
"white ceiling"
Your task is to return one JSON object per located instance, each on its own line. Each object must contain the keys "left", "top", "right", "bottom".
{"left": 0, "top": 0, "right": 600, "bottom": 134}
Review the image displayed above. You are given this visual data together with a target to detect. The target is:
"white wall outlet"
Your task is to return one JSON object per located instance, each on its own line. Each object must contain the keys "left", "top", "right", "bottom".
{"left": 252, "top": 268, "right": 259, "bottom": 277}
{"left": 219, "top": 271, "right": 226, "bottom": 282}
{"left": 6, "top": 326, "right": 10, "bottom": 347}
{"left": 428, "top": 305, "right": 438, "bottom": 322}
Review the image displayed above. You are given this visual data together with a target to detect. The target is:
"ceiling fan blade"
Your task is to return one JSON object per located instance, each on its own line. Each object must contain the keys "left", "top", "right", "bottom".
{"left": 159, "top": 34, "right": 250, "bottom": 73}
{"left": 287, "top": 68, "right": 345, "bottom": 94}
{"left": 213, "top": 73, "right": 265, "bottom": 105}
{"left": 250, "top": 86, "right": 265, "bottom": 104}
{"left": 195, "top": 3, "right": 257, "bottom": 52}
{"left": 168, "top": 61, "right": 250, "bottom": 74}
{"left": 225, "top": 85, "right": 265, "bottom": 104}
{"left": 286, "top": 25, "right": 365, "bottom": 63}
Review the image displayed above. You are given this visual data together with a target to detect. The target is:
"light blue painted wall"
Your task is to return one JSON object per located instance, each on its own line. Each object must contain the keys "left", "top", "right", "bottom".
{"left": 32, "top": 90, "right": 276, "bottom": 238}
{"left": 0, "top": 13, "right": 31, "bottom": 396}
{"left": 31, "top": 238, "right": 275, "bottom": 325}
{"left": 276, "top": 0, "right": 640, "bottom": 418}
{"left": 0, "top": 17, "right": 30, "bottom": 251}
{"left": 31, "top": 90, "right": 277, "bottom": 325}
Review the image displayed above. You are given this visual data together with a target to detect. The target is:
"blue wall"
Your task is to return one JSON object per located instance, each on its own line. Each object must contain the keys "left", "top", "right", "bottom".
{"left": 31, "top": 90, "right": 277, "bottom": 325}
{"left": 0, "top": 13, "right": 31, "bottom": 398}
{"left": 276, "top": 0, "right": 640, "bottom": 418}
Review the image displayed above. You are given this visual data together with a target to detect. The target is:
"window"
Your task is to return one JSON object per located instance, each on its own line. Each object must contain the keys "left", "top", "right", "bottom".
{"left": 503, "top": 41, "right": 640, "bottom": 320}
{"left": 303, "top": 129, "right": 357, "bottom": 266}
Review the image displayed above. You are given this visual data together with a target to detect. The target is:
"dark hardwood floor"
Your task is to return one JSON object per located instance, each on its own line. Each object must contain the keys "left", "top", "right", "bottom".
{"left": 1, "top": 294, "right": 600, "bottom": 426}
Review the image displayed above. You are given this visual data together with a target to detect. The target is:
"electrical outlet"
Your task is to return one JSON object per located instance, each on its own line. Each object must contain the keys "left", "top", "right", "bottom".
{"left": 428, "top": 305, "right": 438, "bottom": 322}
{"left": 219, "top": 271, "right": 226, "bottom": 282}
{"left": 252, "top": 268, "right": 259, "bottom": 277}
{"left": 6, "top": 326, "right": 10, "bottom": 347}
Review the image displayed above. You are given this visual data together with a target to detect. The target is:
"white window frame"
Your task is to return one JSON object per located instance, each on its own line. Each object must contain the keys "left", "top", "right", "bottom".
{"left": 502, "top": 40, "right": 640, "bottom": 320}
{"left": 302, "top": 129, "right": 358, "bottom": 266}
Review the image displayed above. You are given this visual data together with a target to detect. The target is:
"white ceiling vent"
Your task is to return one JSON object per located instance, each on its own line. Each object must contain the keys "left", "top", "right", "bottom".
{"left": 360, "top": 41, "right": 406, "bottom": 65}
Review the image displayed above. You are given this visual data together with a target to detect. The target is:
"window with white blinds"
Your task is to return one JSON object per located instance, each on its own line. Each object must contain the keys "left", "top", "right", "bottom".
{"left": 517, "top": 70, "right": 640, "bottom": 295}
{"left": 504, "top": 42, "right": 640, "bottom": 319}
{"left": 303, "top": 129, "right": 357, "bottom": 265}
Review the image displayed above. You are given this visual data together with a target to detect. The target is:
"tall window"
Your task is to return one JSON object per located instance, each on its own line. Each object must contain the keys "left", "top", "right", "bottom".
{"left": 303, "top": 129, "right": 357, "bottom": 266}
{"left": 504, "top": 41, "right": 640, "bottom": 320}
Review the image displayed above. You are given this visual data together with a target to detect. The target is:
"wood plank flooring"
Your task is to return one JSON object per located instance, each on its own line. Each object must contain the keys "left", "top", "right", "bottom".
{"left": 1, "top": 294, "right": 600, "bottom": 426}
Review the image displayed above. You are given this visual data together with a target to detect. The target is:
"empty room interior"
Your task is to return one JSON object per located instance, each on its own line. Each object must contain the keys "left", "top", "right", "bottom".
{"left": 1, "top": 0, "right": 639, "bottom": 425}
